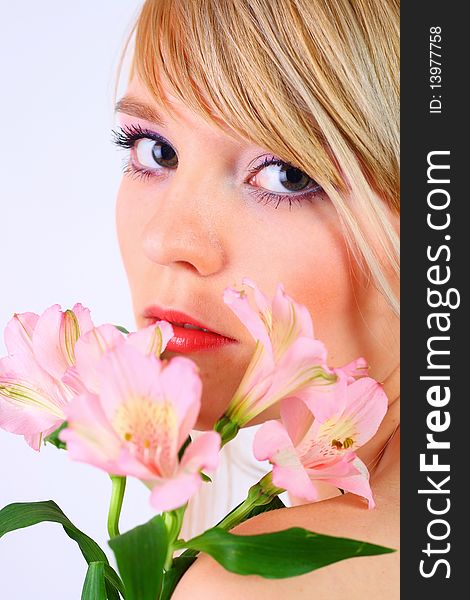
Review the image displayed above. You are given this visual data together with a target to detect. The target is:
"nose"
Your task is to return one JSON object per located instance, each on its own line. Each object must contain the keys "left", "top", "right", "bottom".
{"left": 141, "top": 168, "right": 227, "bottom": 277}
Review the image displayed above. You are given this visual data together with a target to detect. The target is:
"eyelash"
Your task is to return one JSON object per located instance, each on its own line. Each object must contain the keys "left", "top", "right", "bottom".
{"left": 111, "top": 124, "right": 323, "bottom": 209}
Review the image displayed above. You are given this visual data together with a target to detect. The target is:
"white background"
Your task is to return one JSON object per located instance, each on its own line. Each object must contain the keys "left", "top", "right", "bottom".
{"left": 0, "top": 2, "right": 155, "bottom": 598}
{"left": 0, "top": 3, "right": 272, "bottom": 598}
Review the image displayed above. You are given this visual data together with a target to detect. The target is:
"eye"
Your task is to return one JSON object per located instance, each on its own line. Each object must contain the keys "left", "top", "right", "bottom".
{"left": 248, "top": 159, "right": 314, "bottom": 194}
{"left": 111, "top": 124, "right": 178, "bottom": 181}
{"left": 245, "top": 155, "right": 323, "bottom": 208}
{"left": 134, "top": 138, "right": 178, "bottom": 170}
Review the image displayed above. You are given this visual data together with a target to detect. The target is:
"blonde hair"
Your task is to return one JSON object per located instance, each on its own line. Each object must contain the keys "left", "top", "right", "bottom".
{"left": 117, "top": 0, "right": 400, "bottom": 314}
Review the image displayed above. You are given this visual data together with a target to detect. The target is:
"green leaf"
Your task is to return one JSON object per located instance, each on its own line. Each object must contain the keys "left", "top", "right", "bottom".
{"left": 103, "top": 565, "right": 125, "bottom": 598}
{"left": 82, "top": 562, "right": 107, "bottom": 600}
{"left": 0, "top": 500, "right": 108, "bottom": 562}
{"left": 0, "top": 500, "right": 124, "bottom": 598}
{"left": 160, "top": 556, "right": 197, "bottom": 600}
{"left": 114, "top": 325, "right": 129, "bottom": 334}
{"left": 43, "top": 421, "right": 68, "bottom": 450}
{"left": 182, "top": 527, "right": 395, "bottom": 578}
{"left": 174, "top": 495, "right": 287, "bottom": 565}
{"left": 109, "top": 514, "right": 168, "bottom": 600}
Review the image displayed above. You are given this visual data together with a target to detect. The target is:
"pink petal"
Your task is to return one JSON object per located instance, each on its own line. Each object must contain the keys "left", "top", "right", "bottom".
{"left": 272, "top": 463, "right": 318, "bottom": 502}
{"left": 0, "top": 384, "right": 63, "bottom": 435}
{"left": 271, "top": 283, "right": 314, "bottom": 340}
{"left": 61, "top": 393, "right": 153, "bottom": 479}
{"left": 158, "top": 321, "right": 175, "bottom": 353}
{"left": 0, "top": 344, "right": 62, "bottom": 395}
{"left": 259, "top": 337, "right": 330, "bottom": 413}
{"left": 149, "top": 472, "right": 202, "bottom": 512}
{"left": 32, "top": 305, "right": 73, "bottom": 379}
{"left": 96, "top": 347, "right": 197, "bottom": 477}
{"left": 336, "top": 357, "right": 369, "bottom": 382}
{"left": 342, "top": 378, "right": 388, "bottom": 446}
{"left": 62, "top": 392, "right": 121, "bottom": 456}
{"left": 4, "top": 312, "right": 39, "bottom": 356}
{"left": 74, "top": 324, "right": 125, "bottom": 393}
{"left": 279, "top": 397, "right": 314, "bottom": 446}
{"left": 127, "top": 321, "right": 174, "bottom": 356}
{"left": 227, "top": 341, "right": 274, "bottom": 420}
{"left": 180, "top": 431, "right": 221, "bottom": 473}
{"left": 112, "top": 446, "right": 158, "bottom": 479}
{"left": 305, "top": 453, "right": 358, "bottom": 479}
{"left": 243, "top": 278, "right": 274, "bottom": 332}
{"left": 223, "top": 285, "right": 271, "bottom": 349}
{"left": 61, "top": 366, "right": 89, "bottom": 396}
{"left": 0, "top": 335, "right": 70, "bottom": 446}
{"left": 24, "top": 431, "right": 44, "bottom": 451}
{"left": 1, "top": 339, "right": 75, "bottom": 404}
{"left": 158, "top": 356, "right": 202, "bottom": 446}
{"left": 24, "top": 423, "right": 59, "bottom": 451}
{"left": 277, "top": 336, "right": 328, "bottom": 378}
{"left": 0, "top": 357, "right": 67, "bottom": 437}
{"left": 91, "top": 347, "right": 197, "bottom": 479}
{"left": 253, "top": 419, "right": 293, "bottom": 462}
{"left": 299, "top": 370, "right": 348, "bottom": 423}
{"left": 97, "top": 345, "right": 163, "bottom": 420}
{"left": 94, "top": 348, "right": 201, "bottom": 436}
{"left": 319, "top": 457, "right": 375, "bottom": 508}
{"left": 255, "top": 421, "right": 319, "bottom": 500}
{"left": 71, "top": 303, "right": 94, "bottom": 337}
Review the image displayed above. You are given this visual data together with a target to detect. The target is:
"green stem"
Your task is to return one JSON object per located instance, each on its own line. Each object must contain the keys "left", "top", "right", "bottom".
{"left": 214, "top": 415, "right": 240, "bottom": 447}
{"left": 172, "top": 474, "right": 284, "bottom": 555}
{"left": 216, "top": 473, "right": 282, "bottom": 531}
{"left": 162, "top": 504, "right": 188, "bottom": 571}
{"left": 107, "top": 475, "right": 127, "bottom": 538}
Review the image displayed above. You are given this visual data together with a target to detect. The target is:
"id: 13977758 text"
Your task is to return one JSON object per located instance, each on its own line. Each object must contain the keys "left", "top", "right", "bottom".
{"left": 429, "top": 26, "right": 443, "bottom": 114}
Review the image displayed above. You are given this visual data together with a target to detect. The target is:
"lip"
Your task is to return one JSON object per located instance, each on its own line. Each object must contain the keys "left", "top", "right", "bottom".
{"left": 142, "top": 305, "right": 238, "bottom": 353}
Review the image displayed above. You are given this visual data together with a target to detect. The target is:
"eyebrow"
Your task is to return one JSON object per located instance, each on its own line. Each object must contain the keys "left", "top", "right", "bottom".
{"left": 114, "top": 95, "right": 167, "bottom": 126}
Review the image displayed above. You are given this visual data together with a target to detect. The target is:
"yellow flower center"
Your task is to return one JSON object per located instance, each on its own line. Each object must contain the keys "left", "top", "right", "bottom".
{"left": 331, "top": 437, "right": 354, "bottom": 450}
{"left": 113, "top": 398, "right": 178, "bottom": 474}
{"left": 320, "top": 417, "right": 357, "bottom": 452}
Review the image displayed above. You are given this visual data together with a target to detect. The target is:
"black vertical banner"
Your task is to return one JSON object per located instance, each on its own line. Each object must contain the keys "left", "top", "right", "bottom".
{"left": 401, "top": 2, "right": 466, "bottom": 595}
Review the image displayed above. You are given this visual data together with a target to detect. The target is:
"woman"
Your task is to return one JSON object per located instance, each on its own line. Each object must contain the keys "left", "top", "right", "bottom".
{"left": 113, "top": 0, "right": 400, "bottom": 597}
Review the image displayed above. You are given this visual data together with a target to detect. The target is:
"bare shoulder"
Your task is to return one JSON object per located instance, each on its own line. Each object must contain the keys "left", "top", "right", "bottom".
{"left": 172, "top": 439, "right": 399, "bottom": 600}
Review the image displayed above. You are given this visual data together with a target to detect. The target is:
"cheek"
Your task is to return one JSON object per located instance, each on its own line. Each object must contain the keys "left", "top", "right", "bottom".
{"left": 242, "top": 202, "right": 353, "bottom": 313}
{"left": 279, "top": 237, "right": 358, "bottom": 366}
{"left": 236, "top": 200, "right": 358, "bottom": 361}
{"left": 281, "top": 228, "right": 354, "bottom": 339}
{"left": 291, "top": 236, "right": 352, "bottom": 315}
{"left": 116, "top": 181, "right": 144, "bottom": 285}
{"left": 116, "top": 181, "right": 132, "bottom": 259}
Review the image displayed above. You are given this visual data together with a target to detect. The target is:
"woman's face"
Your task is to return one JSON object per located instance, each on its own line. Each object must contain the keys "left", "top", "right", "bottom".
{"left": 115, "top": 75, "right": 398, "bottom": 429}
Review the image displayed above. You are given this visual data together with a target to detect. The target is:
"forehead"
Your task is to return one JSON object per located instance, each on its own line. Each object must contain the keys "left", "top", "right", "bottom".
{"left": 120, "top": 75, "right": 247, "bottom": 145}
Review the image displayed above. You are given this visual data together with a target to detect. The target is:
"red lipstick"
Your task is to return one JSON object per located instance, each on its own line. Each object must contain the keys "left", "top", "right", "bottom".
{"left": 142, "top": 306, "right": 238, "bottom": 353}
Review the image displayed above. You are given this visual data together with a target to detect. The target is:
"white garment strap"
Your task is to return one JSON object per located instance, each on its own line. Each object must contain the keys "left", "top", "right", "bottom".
{"left": 180, "top": 424, "right": 290, "bottom": 539}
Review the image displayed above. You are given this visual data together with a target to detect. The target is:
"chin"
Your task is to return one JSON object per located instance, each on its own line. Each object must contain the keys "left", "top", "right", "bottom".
{"left": 194, "top": 415, "right": 216, "bottom": 432}
{"left": 194, "top": 383, "right": 231, "bottom": 431}
{"left": 163, "top": 347, "right": 250, "bottom": 430}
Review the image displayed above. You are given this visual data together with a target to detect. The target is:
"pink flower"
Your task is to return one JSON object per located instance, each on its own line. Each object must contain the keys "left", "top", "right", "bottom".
{"left": 253, "top": 375, "right": 388, "bottom": 508}
{"left": 67, "top": 320, "right": 173, "bottom": 394}
{"left": 0, "top": 301, "right": 173, "bottom": 452}
{"left": 223, "top": 278, "right": 335, "bottom": 426}
{"left": 0, "top": 304, "right": 93, "bottom": 449}
{"left": 60, "top": 344, "right": 220, "bottom": 512}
